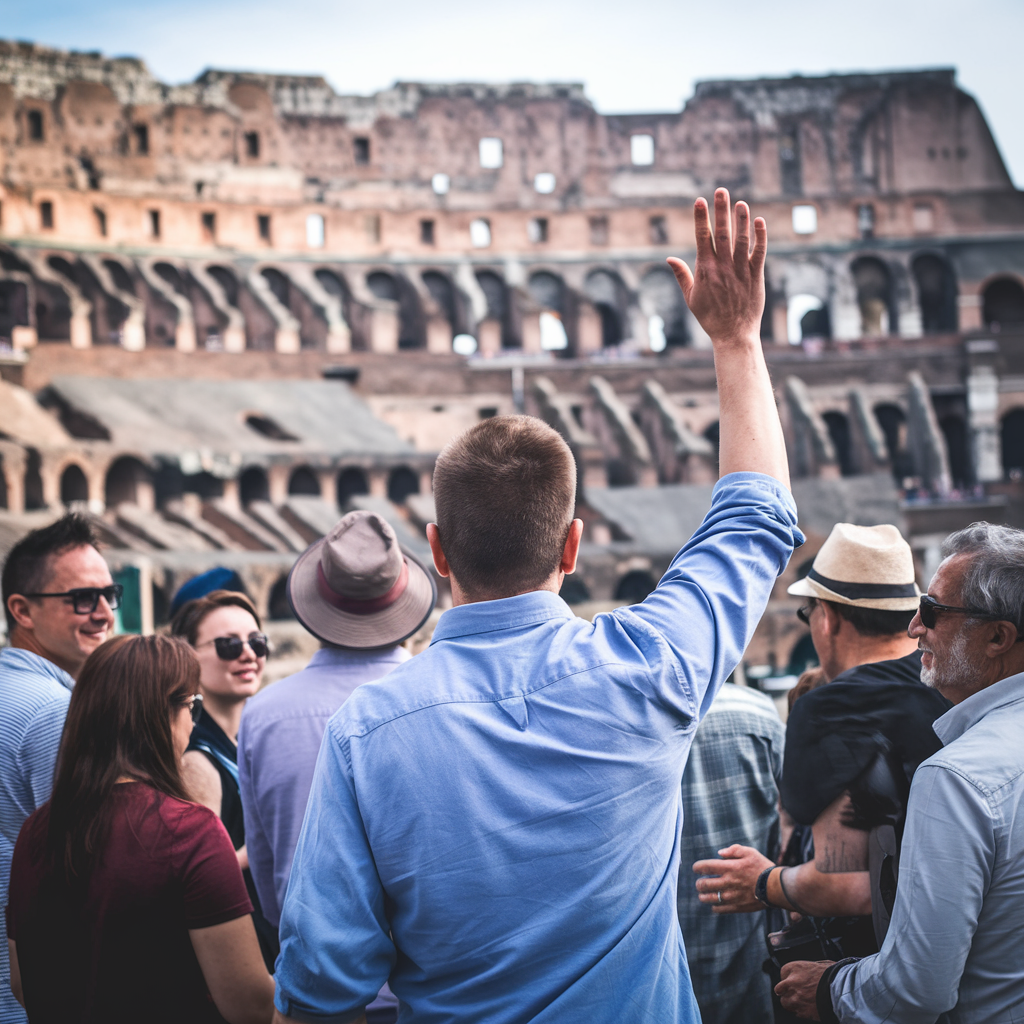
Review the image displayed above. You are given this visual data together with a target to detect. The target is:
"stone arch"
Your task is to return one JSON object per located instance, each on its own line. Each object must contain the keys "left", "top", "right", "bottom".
{"left": 584, "top": 269, "right": 629, "bottom": 348}
{"left": 51, "top": 255, "right": 129, "bottom": 346}
{"left": 60, "top": 463, "right": 89, "bottom": 505}
{"left": 24, "top": 448, "right": 44, "bottom": 511}
{"left": 1000, "top": 408, "right": 1024, "bottom": 478}
{"left": 475, "top": 270, "right": 514, "bottom": 349}
{"left": 387, "top": 466, "right": 420, "bottom": 505}
{"left": 639, "top": 266, "right": 688, "bottom": 349}
{"left": 614, "top": 569, "right": 657, "bottom": 604}
{"left": 261, "top": 267, "right": 290, "bottom": 307}
{"left": 821, "top": 411, "right": 855, "bottom": 476}
{"left": 851, "top": 256, "right": 896, "bottom": 336}
{"left": 559, "top": 576, "right": 591, "bottom": 605}
{"left": 912, "top": 253, "right": 957, "bottom": 334}
{"left": 528, "top": 271, "right": 564, "bottom": 313}
{"left": 268, "top": 574, "right": 295, "bottom": 620}
{"left": 239, "top": 466, "right": 270, "bottom": 505}
{"left": 874, "top": 403, "right": 912, "bottom": 480}
{"left": 288, "top": 465, "right": 321, "bottom": 496}
{"left": 939, "top": 414, "right": 970, "bottom": 488}
{"left": 105, "top": 455, "right": 151, "bottom": 508}
{"left": 983, "top": 276, "right": 1024, "bottom": 332}
{"left": 336, "top": 467, "right": 369, "bottom": 507}
{"left": 422, "top": 271, "right": 457, "bottom": 325}
{"left": 207, "top": 265, "right": 240, "bottom": 307}
{"left": 0, "top": 279, "right": 29, "bottom": 340}
{"left": 368, "top": 270, "right": 423, "bottom": 349}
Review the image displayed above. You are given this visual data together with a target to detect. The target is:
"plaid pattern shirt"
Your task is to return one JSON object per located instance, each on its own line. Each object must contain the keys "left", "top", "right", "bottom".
{"left": 677, "top": 683, "right": 785, "bottom": 1024}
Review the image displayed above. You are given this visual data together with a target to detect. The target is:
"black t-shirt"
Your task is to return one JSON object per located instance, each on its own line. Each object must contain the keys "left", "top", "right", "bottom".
{"left": 781, "top": 650, "right": 952, "bottom": 826}
{"left": 187, "top": 711, "right": 244, "bottom": 848}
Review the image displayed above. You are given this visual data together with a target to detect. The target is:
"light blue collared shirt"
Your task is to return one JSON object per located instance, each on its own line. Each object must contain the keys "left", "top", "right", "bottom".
{"left": 0, "top": 647, "right": 74, "bottom": 1024}
{"left": 831, "top": 670, "right": 1024, "bottom": 1023}
{"left": 274, "top": 473, "right": 801, "bottom": 1024}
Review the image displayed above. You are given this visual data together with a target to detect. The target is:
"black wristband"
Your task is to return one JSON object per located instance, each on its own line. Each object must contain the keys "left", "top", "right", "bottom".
{"left": 816, "top": 958, "right": 859, "bottom": 1024}
{"left": 754, "top": 865, "right": 776, "bottom": 908}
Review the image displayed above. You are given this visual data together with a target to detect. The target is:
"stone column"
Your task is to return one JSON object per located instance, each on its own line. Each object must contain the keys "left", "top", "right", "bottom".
{"left": 370, "top": 307, "right": 400, "bottom": 353}
{"left": 268, "top": 465, "right": 290, "bottom": 506}
{"left": 957, "top": 291, "right": 983, "bottom": 331}
{"left": 966, "top": 360, "right": 1002, "bottom": 483}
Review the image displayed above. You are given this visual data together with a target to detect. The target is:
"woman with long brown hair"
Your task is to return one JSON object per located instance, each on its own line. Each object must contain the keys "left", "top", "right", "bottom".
{"left": 5, "top": 634, "right": 274, "bottom": 1024}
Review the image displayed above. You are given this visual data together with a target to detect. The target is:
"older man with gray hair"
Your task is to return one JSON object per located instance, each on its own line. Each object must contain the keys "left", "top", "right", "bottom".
{"left": 777, "top": 521, "right": 1024, "bottom": 1023}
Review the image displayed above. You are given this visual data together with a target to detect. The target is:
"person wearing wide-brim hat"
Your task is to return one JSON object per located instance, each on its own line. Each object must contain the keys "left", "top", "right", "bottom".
{"left": 693, "top": 521, "right": 950, "bottom": 957}
{"left": 237, "top": 511, "right": 435, "bottom": 1024}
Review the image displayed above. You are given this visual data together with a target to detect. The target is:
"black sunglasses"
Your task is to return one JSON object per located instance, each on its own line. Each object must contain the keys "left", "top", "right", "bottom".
{"left": 23, "top": 584, "right": 123, "bottom": 615}
{"left": 796, "top": 601, "right": 817, "bottom": 626}
{"left": 175, "top": 692, "right": 204, "bottom": 724}
{"left": 205, "top": 632, "right": 269, "bottom": 661}
{"left": 918, "top": 594, "right": 1019, "bottom": 633}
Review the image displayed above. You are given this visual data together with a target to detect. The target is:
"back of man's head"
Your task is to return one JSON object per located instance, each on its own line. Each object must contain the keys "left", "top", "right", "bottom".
{"left": 433, "top": 415, "right": 576, "bottom": 599}
{"left": 2, "top": 514, "right": 101, "bottom": 634}
{"left": 827, "top": 601, "right": 915, "bottom": 638}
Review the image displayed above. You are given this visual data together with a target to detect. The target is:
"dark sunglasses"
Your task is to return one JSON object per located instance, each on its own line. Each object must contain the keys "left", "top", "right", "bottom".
{"left": 918, "top": 594, "right": 1019, "bottom": 633}
{"left": 796, "top": 602, "right": 817, "bottom": 626}
{"left": 23, "top": 584, "right": 123, "bottom": 615}
{"left": 204, "top": 632, "right": 269, "bottom": 661}
{"left": 175, "top": 692, "right": 204, "bottom": 724}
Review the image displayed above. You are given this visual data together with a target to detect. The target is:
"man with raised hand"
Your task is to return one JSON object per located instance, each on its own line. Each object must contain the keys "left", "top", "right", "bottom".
{"left": 272, "top": 190, "right": 802, "bottom": 1024}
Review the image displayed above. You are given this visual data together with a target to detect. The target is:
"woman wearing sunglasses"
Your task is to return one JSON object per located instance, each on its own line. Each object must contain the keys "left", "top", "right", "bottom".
{"left": 6, "top": 634, "right": 274, "bottom": 1023}
{"left": 170, "top": 589, "right": 278, "bottom": 970}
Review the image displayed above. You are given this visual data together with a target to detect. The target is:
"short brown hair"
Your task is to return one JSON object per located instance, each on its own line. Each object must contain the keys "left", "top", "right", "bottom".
{"left": 169, "top": 588, "right": 262, "bottom": 646}
{"left": 433, "top": 415, "right": 576, "bottom": 598}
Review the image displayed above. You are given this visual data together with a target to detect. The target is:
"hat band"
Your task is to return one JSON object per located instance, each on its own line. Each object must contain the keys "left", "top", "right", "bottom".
{"left": 807, "top": 568, "right": 918, "bottom": 601}
{"left": 316, "top": 560, "right": 409, "bottom": 615}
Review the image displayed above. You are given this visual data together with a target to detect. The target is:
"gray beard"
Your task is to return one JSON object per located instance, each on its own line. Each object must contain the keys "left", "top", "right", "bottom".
{"left": 920, "top": 630, "right": 974, "bottom": 692}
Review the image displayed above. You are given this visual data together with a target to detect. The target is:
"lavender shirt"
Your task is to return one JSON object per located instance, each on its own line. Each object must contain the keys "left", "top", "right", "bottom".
{"left": 238, "top": 645, "right": 410, "bottom": 927}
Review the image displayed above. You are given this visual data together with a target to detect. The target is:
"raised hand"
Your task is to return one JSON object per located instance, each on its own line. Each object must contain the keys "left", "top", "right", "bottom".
{"left": 667, "top": 187, "right": 767, "bottom": 347}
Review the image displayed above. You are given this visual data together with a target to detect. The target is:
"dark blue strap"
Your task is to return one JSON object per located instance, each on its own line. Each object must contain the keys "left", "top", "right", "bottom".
{"left": 193, "top": 741, "right": 240, "bottom": 787}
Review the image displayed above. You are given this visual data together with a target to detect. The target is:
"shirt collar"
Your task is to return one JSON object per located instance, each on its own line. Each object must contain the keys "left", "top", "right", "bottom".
{"left": 307, "top": 645, "right": 411, "bottom": 668}
{"left": 0, "top": 646, "right": 76, "bottom": 691}
{"left": 431, "top": 590, "right": 574, "bottom": 643}
{"left": 932, "top": 669, "right": 1024, "bottom": 746}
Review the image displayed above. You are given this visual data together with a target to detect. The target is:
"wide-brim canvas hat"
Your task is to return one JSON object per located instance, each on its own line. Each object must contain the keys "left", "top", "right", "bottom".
{"left": 287, "top": 510, "right": 436, "bottom": 649}
{"left": 788, "top": 522, "right": 921, "bottom": 611}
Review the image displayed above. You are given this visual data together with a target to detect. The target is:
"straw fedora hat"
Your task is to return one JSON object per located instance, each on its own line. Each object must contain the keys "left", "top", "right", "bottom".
{"left": 787, "top": 523, "right": 921, "bottom": 611}
{"left": 287, "top": 510, "right": 436, "bottom": 649}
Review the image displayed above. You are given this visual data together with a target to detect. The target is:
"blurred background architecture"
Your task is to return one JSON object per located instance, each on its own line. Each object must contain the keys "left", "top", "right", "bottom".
{"left": 2, "top": 41, "right": 1024, "bottom": 686}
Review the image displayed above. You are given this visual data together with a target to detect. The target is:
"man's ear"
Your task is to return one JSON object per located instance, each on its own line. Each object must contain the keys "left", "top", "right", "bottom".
{"left": 560, "top": 519, "right": 585, "bottom": 575}
{"left": 425, "top": 524, "right": 450, "bottom": 579}
{"left": 985, "top": 619, "right": 1020, "bottom": 658}
{"left": 6, "top": 594, "right": 34, "bottom": 632}
{"left": 820, "top": 600, "right": 844, "bottom": 637}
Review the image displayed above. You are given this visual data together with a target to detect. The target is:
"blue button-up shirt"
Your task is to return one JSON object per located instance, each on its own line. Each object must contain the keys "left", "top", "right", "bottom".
{"left": 830, "top": 670, "right": 1024, "bottom": 1023}
{"left": 275, "top": 473, "right": 801, "bottom": 1024}
{"left": 1, "top": 647, "right": 74, "bottom": 1024}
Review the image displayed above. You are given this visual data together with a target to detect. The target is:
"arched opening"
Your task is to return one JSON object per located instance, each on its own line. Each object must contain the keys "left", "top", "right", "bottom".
{"left": 851, "top": 257, "right": 896, "bottom": 336}
{"left": 983, "top": 278, "right": 1024, "bottom": 333}
{"left": 614, "top": 570, "right": 657, "bottom": 604}
{"left": 787, "top": 294, "right": 831, "bottom": 343}
{"left": 874, "top": 403, "right": 913, "bottom": 481}
{"left": 60, "top": 464, "right": 89, "bottom": 506}
{"left": 387, "top": 467, "right": 420, "bottom": 505}
{"left": 585, "top": 270, "right": 627, "bottom": 349}
{"left": 640, "top": 267, "right": 688, "bottom": 349}
{"left": 939, "top": 414, "right": 970, "bottom": 488}
{"left": 368, "top": 271, "right": 423, "bottom": 349}
{"left": 151, "top": 583, "right": 171, "bottom": 628}
{"left": 240, "top": 467, "right": 270, "bottom": 505}
{"left": 559, "top": 576, "right": 591, "bottom": 605}
{"left": 786, "top": 633, "right": 819, "bottom": 675}
{"left": 703, "top": 421, "right": 720, "bottom": 455}
{"left": 184, "top": 472, "right": 224, "bottom": 500}
{"left": 261, "top": 267, "right": 290, "bottom": 307}
{"left": 366, "top": 271, "right": 398, "bottom": 302}
{"left": 207, "top": 266, "right": 239, "bottom": 306}
{"left": 288, "top": 466, "right": 321, "bottom": 497}
{"left": 822, "top": 411, "right": 855, "bottom": 476}
{"left": 154, "top": 262, "right": 187, "bottom": 294}
{"left": 422, "top": 271, "right": 457, "bottom": 328}
{"left": 528, "top": 271, "right": 564, "bottom": 313}
{"left": 0, "top": 280, "right": 29, "bottom": 339}
{"left": 105, "top": 456, "right": 150, "bottom": 508}
{"left": 1000, "top": 409, "right": 1024, "bottom": 478}
{"left": 103, "top": 259, "right": 136, "bottom": 296}
{"left": 336, "top": 467, "right": 369, "bottom": 507}
{"left": 912, "top": 254, "right": 957, "bottom": 334}
{"left": 475, "top": 270, "right": 514, "bottom": 349}
{"left": 268, "top": 575, "right": 295, "bottom": 620}
{"left": 24, "top": 449, "right": 44, "bottom": 511}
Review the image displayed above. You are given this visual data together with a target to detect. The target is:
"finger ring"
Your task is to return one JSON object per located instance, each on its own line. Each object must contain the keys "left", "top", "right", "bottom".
{"left": 717, "top": 891, "right": 723, "bottom": 904}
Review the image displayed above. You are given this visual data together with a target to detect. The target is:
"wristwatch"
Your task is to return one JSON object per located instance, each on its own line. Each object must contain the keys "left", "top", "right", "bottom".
{"left": 754, "top": 865, "right": 777, "bottom": 908}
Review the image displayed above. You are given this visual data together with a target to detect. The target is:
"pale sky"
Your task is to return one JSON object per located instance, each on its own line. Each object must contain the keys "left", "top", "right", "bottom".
{"left": 5, "top": 0, "right": 1021, "bottom": 186}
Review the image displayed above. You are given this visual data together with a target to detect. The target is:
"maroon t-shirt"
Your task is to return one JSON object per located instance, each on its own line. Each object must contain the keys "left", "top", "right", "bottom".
{"left": 6, "top": 782, "right": 253, "bottom": 1024}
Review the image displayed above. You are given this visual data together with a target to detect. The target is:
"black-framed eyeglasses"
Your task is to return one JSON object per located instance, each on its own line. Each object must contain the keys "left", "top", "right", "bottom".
{"left": 22, "top": 584, "right": 123, "bottom": 615}
{"left": 174, "top": 692, "right": 204, "bottom": 724}
{"left": 199, "top": 632, "right": 269, "bottom": 661}
{"left": 918, "top": 594, "right": 1019, "bottom": 633}
{"left": 796, "top": 601, "right": 818, "bottom": 626}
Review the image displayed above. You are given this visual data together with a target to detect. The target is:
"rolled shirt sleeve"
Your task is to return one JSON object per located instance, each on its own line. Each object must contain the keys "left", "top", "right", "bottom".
{"left": 275, "top": 720, "right": 396, "bottom": 1023}
{"left": 830, "top": 763, "right": 993, "bottom": 1022}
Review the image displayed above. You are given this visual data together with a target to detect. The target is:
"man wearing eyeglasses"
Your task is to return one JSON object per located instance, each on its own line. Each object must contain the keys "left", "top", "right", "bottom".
{"left": 777, "top": 521, "right": 1024, "bottom": 1022}
{"left": 0, "top": 514, "right": 117, "bottom": 1024}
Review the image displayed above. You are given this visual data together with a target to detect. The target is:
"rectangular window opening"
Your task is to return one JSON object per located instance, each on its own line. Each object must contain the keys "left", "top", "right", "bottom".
{"left": 354, "top": 137, "right": 370, "bottom": 165}
{"left": 149, "top": 209, "right": 161, "bottom": 239}
{"left": 630, "top": 134, "right": 655, "bottom": 166}
{"left": 470, "top": 218, "right": 491, "bottom": 248}
{"left": 589, "top": 216, "right": 609, "bottom": 246}
{"left": 527, "top": 217, "right": 548, "bottom": 244}
{"left": 912, "top": 203, "right": 935, "bottom": 233}
{"left": 133, "top": 124, "right": 149, "bottom": 155}
{"left": 479, "top": 137, "right": 503, "bottom": 169}
{"left": 779, "top": 129, "right": 803, "bottom": 196}
{"left": 649, "top": 215, "right": 668, "bottom": 245}
{"left": 306, "top": 213, "right": 325, "bottom": 249}
{"left": 258, "top": 214, "right": 271, "bottom": 241}
{"left": 201, "top": 211, "right": 216, "bottom": 241}
{"left": 365, "top": 214, "right": 381, "bottom": 243}
{"left": 420, "top": 219, "right": 435, "bottom": 245}
{"left": 857, "top": 203, "right": 875, "bottom": 239}
{"left": 244, "top": 131, "right": 260, "bottom": 159}
{"left": 27, "top": 110, "right": 44, "bottom": 141}
{"left": 94, "top": 206, "right": 107, "bottom": 237}
{"left": 39, "top": 200, "right": 54, "bottom": 230}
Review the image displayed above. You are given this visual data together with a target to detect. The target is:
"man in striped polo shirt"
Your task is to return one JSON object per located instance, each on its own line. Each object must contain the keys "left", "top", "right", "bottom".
{"left": 1, "top": 514, "right": 117, "bottom": 1023}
